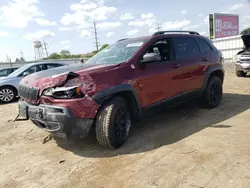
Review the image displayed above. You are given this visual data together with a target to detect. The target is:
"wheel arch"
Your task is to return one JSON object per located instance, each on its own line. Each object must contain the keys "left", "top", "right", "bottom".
{"left": 202, "top": 65, "right": 224, "bottom": 92}
{"left": 92, "top": 84, "right": 142, "bottom": 119}
{"left": 209, "top": 69, "right": 224, "bottom": 84}
{"left": 0, "top": 85, "right": 18, "bottom": 94}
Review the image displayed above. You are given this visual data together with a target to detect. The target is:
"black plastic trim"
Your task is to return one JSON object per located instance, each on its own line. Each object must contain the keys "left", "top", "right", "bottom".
{"left": 92, "top": 84, "right": 142, "bottom": 116}
{"left": 18, "top": 100, "right": 94, "bottom": 138}
{"left": 142, "top": 89, "right": 201, "bottom": 114}
{"left": 201, "top": 64, "right": 224, "bottom": 93}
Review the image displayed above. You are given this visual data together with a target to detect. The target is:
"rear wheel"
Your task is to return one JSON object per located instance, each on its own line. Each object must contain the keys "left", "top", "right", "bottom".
{"left": 201, "top": 76, "right": 223, "bottom": 109}
{"left": 0, "top": 86, "right": 17, "bottom": 103}
{"left": 95, "top": 97, "right": 131, "bottom": 149}
{"left": 236, "top": 70, "right": 247, "bottom": 77}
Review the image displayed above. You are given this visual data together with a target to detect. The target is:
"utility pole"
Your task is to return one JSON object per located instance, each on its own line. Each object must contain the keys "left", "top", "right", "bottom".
{"left": 43, "top": 40, "right": 49, "bottom": 58}
{"left": 20, "top": 50, "right": 24, "bottom": 58}
{"left": 155, "top": 22, "right": 161, "bottom": 32}
{"left": 20, "top": 50, "right": 25, "bottom": 62}
{"left": 6, "top": 54, "right": 10, "bottom": 62}
{"left": 6, "top": 54, "right": 12, "bottom": 67}
{"left": 93, "top": 22, "right": 100, "bottom": 51}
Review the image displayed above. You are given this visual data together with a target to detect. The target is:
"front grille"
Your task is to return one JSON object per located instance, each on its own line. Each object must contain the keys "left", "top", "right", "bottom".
{"left": 240, "top": 59, "right": 250, "bottom": 62}
{"left": 18, "top": 85, "right": 40, "bottom": 101}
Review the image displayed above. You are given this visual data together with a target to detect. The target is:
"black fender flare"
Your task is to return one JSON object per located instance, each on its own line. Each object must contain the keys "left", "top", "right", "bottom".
{"left": 92, "top": 84, "right": 142, "bottom": 116}
{"left": 201, "top": 64, "right": 225, "bottom": 93}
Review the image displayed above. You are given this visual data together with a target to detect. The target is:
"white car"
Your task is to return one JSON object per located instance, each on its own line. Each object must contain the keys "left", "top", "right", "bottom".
{"left": 0, "top": 62, "right": 67, "bottom": 103}
{"left": 235, "top": 34, "right": 250, "bottom": 77}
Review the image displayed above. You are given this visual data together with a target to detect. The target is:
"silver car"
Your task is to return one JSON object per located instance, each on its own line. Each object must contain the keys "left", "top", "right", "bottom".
{"left": 235, "top": 34, "right": 250, "bottom": 77}
{"left": 0, "top": 62, "right": 67, "bottom": 103}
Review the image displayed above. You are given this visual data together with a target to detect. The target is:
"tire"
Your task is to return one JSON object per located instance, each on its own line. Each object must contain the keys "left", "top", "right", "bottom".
{"left": 201, "top": 76, "right": 223, "bottom": 109}
{"left": 0, "top": 86, "right": 17, "bottom": 103}
{"left": 95, "top": 97, "right": 131, "bottom": 149}
{"left": 236, "top": 70, "right": 247, "bottom": 77}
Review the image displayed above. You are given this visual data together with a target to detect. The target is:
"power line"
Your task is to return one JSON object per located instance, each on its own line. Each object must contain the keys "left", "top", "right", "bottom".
{"left": 93, "top": 22, "right": 100, "bottom": 51}
{"left": 43, "top": 40, "right": 49, "bottom": 58}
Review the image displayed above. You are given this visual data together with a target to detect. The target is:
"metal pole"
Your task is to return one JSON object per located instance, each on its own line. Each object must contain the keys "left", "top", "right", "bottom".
{"left": 43, "top": 40, "right": 49, "bottom": 58}
{"left": 94, "top": 22, "right": 99, "bottom": 51}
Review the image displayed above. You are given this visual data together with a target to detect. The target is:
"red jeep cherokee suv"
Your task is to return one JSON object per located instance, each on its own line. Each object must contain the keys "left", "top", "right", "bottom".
{"left": 18, "top": 31, "right": 224, "bottom": 149}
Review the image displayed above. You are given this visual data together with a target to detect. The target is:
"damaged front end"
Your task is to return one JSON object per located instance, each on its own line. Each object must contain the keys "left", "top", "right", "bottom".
{"left": 235, "top": 35, "right": 250, "bottom": 73}
{"left": 41, "top": 72, "right": 86, "bottom": 99}
{"left": 17, "top": 69, "right": 99, "bottom": 139}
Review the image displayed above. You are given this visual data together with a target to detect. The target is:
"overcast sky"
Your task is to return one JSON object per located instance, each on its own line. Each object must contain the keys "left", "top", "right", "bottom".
{"left": 0, "top": 0, "right": 249, "bottom": 61}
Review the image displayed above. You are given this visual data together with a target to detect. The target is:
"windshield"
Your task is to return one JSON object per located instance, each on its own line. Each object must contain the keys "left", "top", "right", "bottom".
{"left": 85, "top": 38, "right": 148, "bottom": 65}
{"left": 8, "top": 64, "right": 31, "bottom": 77}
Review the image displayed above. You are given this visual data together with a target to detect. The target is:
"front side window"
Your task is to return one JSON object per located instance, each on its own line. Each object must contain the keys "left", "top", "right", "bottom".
{"left": 85, "top": 38, "right": 148, "bottom": 65}
{"left": 21, "top": 65, "right": 46, "bottom": 76}
{"left": 172, "top": 37, "right": 200, "bottom": 59}
{"left": 7, "top": 69, "right": 13, "bottom": 75}
{"left": 144, "top": 39, "right": 173, "bottom": 61}
{"left": 22, "top": 66, "right": 36, "bottom": 76}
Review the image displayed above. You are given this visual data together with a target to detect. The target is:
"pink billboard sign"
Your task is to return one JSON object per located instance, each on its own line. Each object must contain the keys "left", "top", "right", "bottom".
{"left": 214, "top": 14, "right": 239, "bottom": 39}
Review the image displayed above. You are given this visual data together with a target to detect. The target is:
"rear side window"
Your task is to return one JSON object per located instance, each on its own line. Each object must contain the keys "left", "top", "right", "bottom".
{"left": 172, "top": 37, "right": 200, "bottom": 59}
{"left": 0, "top": 69, "right": 8, "bottom": 76}
{"left": 197, "top": 38, "right": 213, "bottom": 54}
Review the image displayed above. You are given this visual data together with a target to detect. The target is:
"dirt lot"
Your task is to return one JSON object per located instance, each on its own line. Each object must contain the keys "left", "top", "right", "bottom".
{"left": 1, "top": 65, "right": 250, "bottom": 188}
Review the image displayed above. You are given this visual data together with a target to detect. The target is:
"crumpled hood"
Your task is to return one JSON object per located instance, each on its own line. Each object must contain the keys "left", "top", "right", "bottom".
{"left": 241, "top": 35, "right": 250, "bottom": 49}
{"left": 20, "top": 63, "right": 119, "bottom": 94}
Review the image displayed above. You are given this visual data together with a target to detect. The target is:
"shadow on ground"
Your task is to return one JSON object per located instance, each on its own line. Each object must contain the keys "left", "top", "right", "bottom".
{"left": 0, "top": 98, "right": 19, "bottom": 105}
{"left": 54, "top": 93, "right": 250, "bottom": 158}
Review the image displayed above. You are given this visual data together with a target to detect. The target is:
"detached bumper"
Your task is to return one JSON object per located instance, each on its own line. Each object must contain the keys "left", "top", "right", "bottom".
{"left": 236, "top": 62, "right": 250, "bottom": 73}
{"left": 18, "top": 100, "right": 94, "bottom": 138}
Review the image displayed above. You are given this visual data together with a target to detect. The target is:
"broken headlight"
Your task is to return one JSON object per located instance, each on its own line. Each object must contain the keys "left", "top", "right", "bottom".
{"left": 42, "top": 86, "right": 84, "bottom": 99}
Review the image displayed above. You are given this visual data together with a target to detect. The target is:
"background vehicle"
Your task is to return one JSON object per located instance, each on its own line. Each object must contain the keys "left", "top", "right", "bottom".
{"left": 18, "top": 31, "right": 224, "bottom": 149}
{"left": 0, "top": 62, "right": 67, "bottom": 103}
{"left": 0, "top": 67, "right": 20, "bottom": 77}
{"left": 235, "top": 34, "right": 250, "bottom": 77}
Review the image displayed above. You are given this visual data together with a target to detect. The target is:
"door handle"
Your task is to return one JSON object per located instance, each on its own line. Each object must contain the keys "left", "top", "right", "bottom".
{"left": 202, "top": 57, "right": 208, "bottom": 62}
{"left": 172, "top": 64, "right": 180, "bottom": 68}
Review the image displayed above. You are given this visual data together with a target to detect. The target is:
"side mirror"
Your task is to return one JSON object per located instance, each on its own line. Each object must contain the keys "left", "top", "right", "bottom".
{"left": 140, "top": 53, "right": 161, "bottom": 63}
{"left": 23, "top": 71, "right": 30, "bottom": 77}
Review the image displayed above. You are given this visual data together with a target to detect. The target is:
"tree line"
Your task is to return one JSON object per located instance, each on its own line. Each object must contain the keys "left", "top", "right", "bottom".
{"left": 241, "top": 28, "right": 250, "bottom": 35}
{"left": 43, "top": 44, "right": 109, "bottom": 60}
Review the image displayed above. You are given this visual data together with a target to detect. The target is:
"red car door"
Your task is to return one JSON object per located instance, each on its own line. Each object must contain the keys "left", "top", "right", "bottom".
{"left": 135, "top": 39, "right": 181, "bottom": 107}
{"left": 136, "top": 61, "right": 177, "bottom": 107}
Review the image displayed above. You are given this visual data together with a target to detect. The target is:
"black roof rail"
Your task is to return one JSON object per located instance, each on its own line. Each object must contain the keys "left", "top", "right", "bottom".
{"left": 116, "top": 38, "right": 130, "bottom": 42}
{"left": 153, "top": 30, "right": 200, "bottom": 36}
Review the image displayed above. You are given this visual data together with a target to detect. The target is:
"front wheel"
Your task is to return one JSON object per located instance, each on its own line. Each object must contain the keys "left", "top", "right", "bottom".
{"left": 201, "top": 76, "right": 223, "bottom": 109}
{"left": 0, "top": 86, "right": 16, "bottom": 103}
{"left": 95, "top": 97, "right": 131, "bottom": 149}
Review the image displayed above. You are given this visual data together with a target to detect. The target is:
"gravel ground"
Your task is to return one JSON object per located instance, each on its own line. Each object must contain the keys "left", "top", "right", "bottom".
{"left": 1, "top": 65, "right": 250, "bottom": 188}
